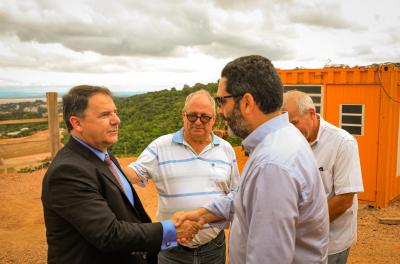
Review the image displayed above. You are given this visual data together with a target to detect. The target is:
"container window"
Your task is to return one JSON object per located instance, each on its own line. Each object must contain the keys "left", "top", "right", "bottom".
{"left": 341, "top": 126, "right": 362, "bottom": 135}
{"left": 341, "top": 115, "right": 362, "bottom": 124}
{"left": 342, "top": 105, "right": 363, "bottom": 114}
{"left": 340, "top": 104, "right": 364, "bottom": 136}
{"left": 284, "top": 85, "right": 323, "bottom": 114}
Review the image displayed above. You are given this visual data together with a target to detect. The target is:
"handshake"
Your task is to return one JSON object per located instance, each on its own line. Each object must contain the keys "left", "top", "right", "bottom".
{"left": 170, "top": 208, "right": 209, "bottom": 244}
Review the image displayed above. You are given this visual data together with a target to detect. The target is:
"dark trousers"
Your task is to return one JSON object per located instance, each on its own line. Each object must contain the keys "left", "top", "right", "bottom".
{"left": 158, "top": 231, "right": 226, "bottom": 264}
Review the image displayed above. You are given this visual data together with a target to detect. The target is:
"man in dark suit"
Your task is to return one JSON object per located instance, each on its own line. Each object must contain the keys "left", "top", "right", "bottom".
{"left": 42, "top": 85, "right": 200, "bottom": 264}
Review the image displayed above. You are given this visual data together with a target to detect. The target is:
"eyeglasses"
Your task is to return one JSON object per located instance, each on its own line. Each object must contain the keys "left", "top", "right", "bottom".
{"left": 185, "top": 112, "right": 213, "bottom": 123}
{"left": 214, "top": 94, "right": 244, "bottom": 107}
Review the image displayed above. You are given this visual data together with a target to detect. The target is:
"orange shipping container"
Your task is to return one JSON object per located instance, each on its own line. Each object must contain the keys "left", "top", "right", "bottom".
{"left": 277, "top": 64, "right": 400, "bottom": 207}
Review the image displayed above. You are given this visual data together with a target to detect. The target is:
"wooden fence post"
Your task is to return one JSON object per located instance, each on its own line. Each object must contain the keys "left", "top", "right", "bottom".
{"left": 47, "top": 92, "right": 60, "bottom": 158}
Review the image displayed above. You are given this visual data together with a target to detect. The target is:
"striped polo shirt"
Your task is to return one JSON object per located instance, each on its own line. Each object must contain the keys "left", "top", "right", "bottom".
{"left": 129, "top": 128, "right": 240, "bottom": 247}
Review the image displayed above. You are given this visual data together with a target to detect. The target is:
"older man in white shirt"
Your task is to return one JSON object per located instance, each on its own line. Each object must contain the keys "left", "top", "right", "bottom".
{"left": 282, "top": 90, "right": 364, "bottom": 264}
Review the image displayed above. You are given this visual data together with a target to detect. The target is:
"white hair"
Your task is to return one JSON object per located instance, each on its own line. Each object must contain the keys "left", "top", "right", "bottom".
{"left": 183, "top": 89, "right": 216, "bottom": 115}
{"left": 284, "top": 90, "right": 315, "bottom": 116}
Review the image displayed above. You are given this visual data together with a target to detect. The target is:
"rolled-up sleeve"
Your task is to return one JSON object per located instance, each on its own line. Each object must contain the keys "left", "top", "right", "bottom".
{"left": 203, "top": 189, "right": 237, "bottom": 229}
{"left": 333, "top": 139, "right": 363, "bottom": 195}
{"left": 128, "top": 142, "right": 159, "bottom": 187}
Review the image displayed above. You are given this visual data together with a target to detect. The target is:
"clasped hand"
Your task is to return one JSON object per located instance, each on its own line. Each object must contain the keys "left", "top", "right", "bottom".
{"left": 171, "top": 210, "right": 204, "bottom": 244}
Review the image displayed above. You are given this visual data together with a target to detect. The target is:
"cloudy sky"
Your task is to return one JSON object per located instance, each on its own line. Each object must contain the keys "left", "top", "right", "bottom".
{"left": 0, "top": 0, "right": 398, "bottom": 93}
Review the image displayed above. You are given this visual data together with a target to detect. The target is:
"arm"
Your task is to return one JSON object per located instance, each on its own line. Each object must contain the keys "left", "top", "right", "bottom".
{"left": 172, "top": 207, "right": 225, "bottom": 226}
{"left": 171, "top": 187, "right": 234, "bottom": 236}
{"left": 329, "top": 138, "right": 363, "bottom": 222}
{"left": 126, "top": 143, "right": 160, "bottom": 187}
{"left": 47, "top": 164, "right": 163, "bottom": 253}
{"left": 123, "top": 166, "right": 141, "bottom": 184}
{"left": 328, "top": 193, "right": 355, "bottom": 222}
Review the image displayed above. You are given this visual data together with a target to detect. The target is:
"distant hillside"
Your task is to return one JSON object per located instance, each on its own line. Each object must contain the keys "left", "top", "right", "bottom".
{"left": 1, "top": 82, "right": 241, "bottom": 156}
{"left": 0, "top": 100, "right": 62, "bottom": 138}
{"left": 110, "top": 82, "right": 241, "bottom": 156}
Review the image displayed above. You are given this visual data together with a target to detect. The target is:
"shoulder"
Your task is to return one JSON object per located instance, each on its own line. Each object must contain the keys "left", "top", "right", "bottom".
{"left": 46, "top": 146, "right": 96, "bottom": 179}
{"left": 320, "top": 120, "right": 356, "bottom": 143}
{"left": 257, "top": 124, "right": 310, "bottom": 163}
{"left": 50, "top": 145, "right": 80, "bottom": 167}
{"left": 149, "top": 133, "right": 175, "bottom": 147}
{"left": 256, "top": 125, "right": 318, "bottom": 174}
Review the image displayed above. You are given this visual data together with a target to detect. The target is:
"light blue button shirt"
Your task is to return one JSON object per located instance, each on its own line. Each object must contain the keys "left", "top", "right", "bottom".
{"left": 204, "top": 113, "right": 329, "bottom": 263}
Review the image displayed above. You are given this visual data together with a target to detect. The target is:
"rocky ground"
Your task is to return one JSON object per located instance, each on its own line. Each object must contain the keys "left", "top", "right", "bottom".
{"left": 0, "top": 152, "right": 399, "bottom": 263}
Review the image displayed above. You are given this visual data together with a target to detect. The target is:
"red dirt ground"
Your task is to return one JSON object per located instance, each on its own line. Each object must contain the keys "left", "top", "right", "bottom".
{"left": 0, "top": 148, "right": 399, "bottom": 263}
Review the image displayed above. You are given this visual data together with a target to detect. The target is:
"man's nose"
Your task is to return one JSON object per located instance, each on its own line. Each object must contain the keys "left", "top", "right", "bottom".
{"left": 111, "top": 113, "right": 120, "bottom": 125}
{"left": 194, "top": 117, "right": 203, "bottom": 125}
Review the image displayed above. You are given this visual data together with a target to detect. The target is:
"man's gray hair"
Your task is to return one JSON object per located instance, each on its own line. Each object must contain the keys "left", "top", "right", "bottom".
{"left": 284, "top": 90, "right": 315, "bottom": 116}
{"left": 183, "top": 89, "right": 216, "bottom": 115}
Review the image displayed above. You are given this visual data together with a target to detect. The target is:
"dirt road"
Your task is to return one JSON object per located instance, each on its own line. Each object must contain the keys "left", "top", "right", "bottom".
{"left": 0, "top": 154, "right": 399, "bottom": 263}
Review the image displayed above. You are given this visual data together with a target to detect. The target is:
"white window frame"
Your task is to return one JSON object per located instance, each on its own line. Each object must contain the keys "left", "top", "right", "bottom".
{"left": 339, "top": 104, "right": 365, "bottom": 136}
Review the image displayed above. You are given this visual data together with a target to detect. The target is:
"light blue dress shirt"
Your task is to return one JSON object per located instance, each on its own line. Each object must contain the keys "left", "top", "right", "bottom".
{"left": 204, "top": 113, "right": 329, "bottom": 263}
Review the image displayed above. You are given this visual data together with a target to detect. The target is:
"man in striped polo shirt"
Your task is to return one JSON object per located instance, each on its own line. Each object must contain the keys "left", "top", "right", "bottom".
{"left": 125, "top": 89, "right": 240, "bottom": 264}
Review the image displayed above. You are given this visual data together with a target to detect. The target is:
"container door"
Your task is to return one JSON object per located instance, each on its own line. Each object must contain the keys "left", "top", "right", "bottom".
{"left": 324, "top": 84, "right": 380, "bottom": 202}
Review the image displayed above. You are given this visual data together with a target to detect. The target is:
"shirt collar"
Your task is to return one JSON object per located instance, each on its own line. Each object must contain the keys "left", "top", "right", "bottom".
{"left": 242, "top": 112, "right": 290, "bottom": 155}
{"left": 172, "top": 128, "right": 220, "bottom": 145}
{"left": 72, "top": 135, "right": 108, "bottom": 161}
{"left": 310, "top": 114, "right": 325, "bottom": 147}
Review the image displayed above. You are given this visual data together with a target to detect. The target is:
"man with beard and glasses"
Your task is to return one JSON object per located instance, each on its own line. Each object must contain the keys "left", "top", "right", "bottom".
{"left": 124, "top": 89, "right": 240, "bottom": 264}
{"left": 173, "top": 55, "right": 329, "bottom": 264}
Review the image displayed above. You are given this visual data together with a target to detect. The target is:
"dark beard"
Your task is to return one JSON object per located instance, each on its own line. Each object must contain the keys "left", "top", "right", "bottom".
{"left": 223, "top": 102, "right": 251, "bottom": 139}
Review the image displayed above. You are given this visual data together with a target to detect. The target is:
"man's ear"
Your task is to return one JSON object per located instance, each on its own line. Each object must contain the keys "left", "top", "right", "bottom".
{"left": 308, "top": 107, "right": 316, "bottom": 117}
{"left": 69, "top": 116, "right": 82, "bottom": 132}
{"left": 241, "top": 93, "right": 255, "bottom": 114}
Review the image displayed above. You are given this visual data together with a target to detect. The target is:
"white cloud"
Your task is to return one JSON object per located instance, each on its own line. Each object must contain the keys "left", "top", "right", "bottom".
{"left": 287, "top": 2, "right": 360, "bottom": 30}
{"left": 0, "top": 0, "right": 398, "bottom": 92}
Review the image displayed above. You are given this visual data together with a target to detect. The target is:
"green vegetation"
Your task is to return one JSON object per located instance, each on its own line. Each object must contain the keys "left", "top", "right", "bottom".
{"left": 2, "top": 82, "right": 242, "bottom": 156}
{"left": 0, "top": 123, "right": 48, "bottom": 138}
{"left": 110, "top": 82, "right": 241, "bottom": 156}
{"left": 0, "top": 100, "right": 63, "bottom": 139}
{"left": 18, "top": 158, "right": 52, "bottom": 173}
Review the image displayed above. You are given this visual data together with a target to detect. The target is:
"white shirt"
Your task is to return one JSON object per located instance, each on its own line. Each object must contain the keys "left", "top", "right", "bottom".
{"left": 311, "top": 117, "right": 364, "bottom": 254}
{"left": 129, "top": 129, "right": 240, "bottom": 247}
{"left": 205, "top": 113, "right": 329, "bottom": 264}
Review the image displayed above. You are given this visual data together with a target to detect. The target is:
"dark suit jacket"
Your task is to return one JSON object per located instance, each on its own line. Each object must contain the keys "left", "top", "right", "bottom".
{"left": 42, "top": 137, "right": 163, "bottom": 264}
